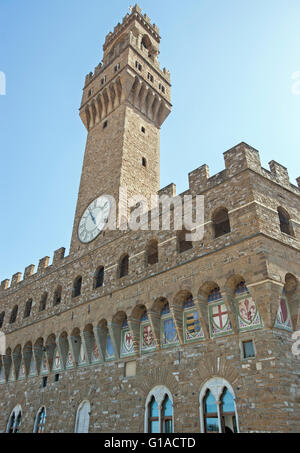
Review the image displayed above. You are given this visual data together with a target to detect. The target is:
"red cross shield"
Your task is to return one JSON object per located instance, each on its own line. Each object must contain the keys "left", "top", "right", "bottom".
{"left": 212, "top": 304, "right": 228, "bottom": 329}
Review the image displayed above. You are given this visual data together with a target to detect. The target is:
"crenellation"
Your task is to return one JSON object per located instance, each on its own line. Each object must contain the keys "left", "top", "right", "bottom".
{"left": 53, "top": 247, "right": 66, "bottom": 264}
{"left": 0, "top": 279, "right": 9, "bottom": 291}
{"left": 189, "top": 164, "right": 210, "bottom": 193}
{"left": 23, "top": 265, "right": 35, "bottom": 280}
{"left": 1, "top": 5, "right": 299, "bottom": 435}
{"left": 37, "top": 256, "right": 50, "bottom": 273}
{"left": 269, "top": 160, "right": 290, "bottom": 186}
{"left": 10, "top": 272, "right": 22, "bottom": 288}
{"left": 224, "top": 142, "right": 261, "bottom": 176}
{"left": 158, "top": 183, "right": 176, "bottom": 198}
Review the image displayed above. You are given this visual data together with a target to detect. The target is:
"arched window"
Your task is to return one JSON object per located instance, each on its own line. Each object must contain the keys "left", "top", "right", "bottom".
{"left": 33, "top": 407, "right": 46, "bottom": 433}
{"left": 10, "top": 305, "right": 18, "bottom": 324}
{"left": 208, "top": 287, "right": 222, "bottom": 303}
{"left": 0, "top": 311, "right": 5, "bottom": 329}
{"left": 212, "top": 208, "right": 231, "bottom": 238}
{"left": 75, "top": 401, "right": 91, "bottom": 433}
{"left": 148, "top": 397, "right": 159, "bottom": 433}
{"left": 178, "top": 230, "right": 193, "bottom": 254}
{"left": 161, "top": 396, "right": 173, "bottom": 433}
{"left": 6, "top": 405, "right": 22, "bottom": 433}
{"left": 119, "top": 255, "right": 129, "bottom": 278}
{"left": 203, "top": 390, "right": 219, "bottom": 433}
{"left": 147, "top": 240, "right": 159, "bottom": 265}
{"left": 73, "top": 276, "right": 82, "bottom": 298}
{"left": 39, "top": 293, "right": 48, "bottom": 312}
{"left": 277, "top": 207, "right": 294, "bottom": 236}
{"left": 220, "top": 388, "right": 238, "bottom": 433}
{"left": 94, "top": 266, "right": 104, "bottom": 288}
{"left": 145, "top": 386, "right": 174, "bottom": 433}
{"left": 53, "top": 285, "right": 62, "bottom": 306}
{"left": 24, "top": 299, "right": 33, "bottom": 318}
{"left": 200, "top": 378, "right": 239, "bottom": 433}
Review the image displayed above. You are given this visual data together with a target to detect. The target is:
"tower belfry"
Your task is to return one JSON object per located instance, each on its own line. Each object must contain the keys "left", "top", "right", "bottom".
{"left": 70, "top": 4, "right": 172, "bottom": 252}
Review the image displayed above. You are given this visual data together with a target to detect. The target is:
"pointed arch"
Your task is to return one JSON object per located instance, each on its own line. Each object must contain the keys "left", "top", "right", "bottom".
{"left": 277, "top": 207, "right": 294, "bottom": 236}
{"left": 24, "top": 299, "right": 33, "bottom": 318}
{"left": 72, "top": 276, "right": 82, "bottom": 298}
{"left": 75, "top": 400, "right": 91, "bottom": 433}
{"left": 119, "top": 254, "right": 129, "bottom": 278}
{"left": 145, "top": 386, "right": 174, "bottom": 433}
{"left": 9, "top": 305, "right": 18, "bottom": 324}
{"left": 199, "top": 377, "right": 239, "bottom": 433}
{"left": 33, "top": 406, "right": 46, "bottom": 433}
{"left": 6, "top": 405, "right": 22, "bottom": 433}
{"left": 94, "top": 266, "right": 104, "bottom": 289}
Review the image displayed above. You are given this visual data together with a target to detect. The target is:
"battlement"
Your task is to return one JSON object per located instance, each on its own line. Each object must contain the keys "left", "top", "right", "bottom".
{"left": 103, "top": 5, "right": 160, "bottom": 51}
{"left": 1, "top": 142, "right": 299, "bottom": 295}
{"left": 83, "top": 5, "right": 170, "bottom": 90}
{"left": 188, "top": 142, "right": 300, "bottom": 195}
{"left": 0, "top": 247, "right": 67, "bottom": 295}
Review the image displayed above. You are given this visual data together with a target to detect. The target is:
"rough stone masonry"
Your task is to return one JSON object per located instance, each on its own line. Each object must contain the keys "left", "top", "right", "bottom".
{"left": 0, "top": 4, "right": 299, "bottom": 433}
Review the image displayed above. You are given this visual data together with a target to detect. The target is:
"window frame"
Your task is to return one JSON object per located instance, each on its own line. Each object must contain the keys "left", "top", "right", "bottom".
{"left": 199, "top": 378, "right": 239, "bottom": 434}
{"left": 6, "top": 405, "right": 22, "bottom": 433}
{"left": 33, "top": 406, "right": 46, "bottom": 433}
{"left": 144, "top": 386, "right": 174, "bottom": 434}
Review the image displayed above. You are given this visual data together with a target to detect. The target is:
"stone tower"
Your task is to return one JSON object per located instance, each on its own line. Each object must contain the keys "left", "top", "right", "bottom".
{"left": 70, "top": 4, "right": 172, "bottom": 253}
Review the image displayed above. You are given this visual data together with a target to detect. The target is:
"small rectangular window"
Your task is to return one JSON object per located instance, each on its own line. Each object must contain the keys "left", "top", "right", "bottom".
{"left": 54, "top": 374, "right": 59, "bottom": 383}
{"left": 147, "top": 72, "right": 154, "bottom": 83}
{"left": 42, "top": 376, "right": 48, "bottom": 388}
{"left": 103, "top": 120, "right": 108, "bottom": 129}
{"left": 101, "top": 76, "right": 106, "bottom": 85}
{"left": 242, "top": 340, "right": 255, "bottom": 359}
{"left": 159, "top": 83, "right": 165, "bottom": 93}
{"left": 141, "top": 126, "right": 145, "bottom": 133}
{"left": 135, "top": 61, "right": 142, "bottom": 71}
{"left": 114, "top": 63, "right": 120, "bottom": 73}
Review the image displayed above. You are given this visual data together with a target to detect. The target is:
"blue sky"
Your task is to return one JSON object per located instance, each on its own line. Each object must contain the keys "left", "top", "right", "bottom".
{"left": 0, "top": 0, "right": 300, "bottom": 282}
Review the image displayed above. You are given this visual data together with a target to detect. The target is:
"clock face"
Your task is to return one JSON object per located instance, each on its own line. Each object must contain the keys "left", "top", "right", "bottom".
{"left": 78, "top": 195, "right": 111, "bottom": 243}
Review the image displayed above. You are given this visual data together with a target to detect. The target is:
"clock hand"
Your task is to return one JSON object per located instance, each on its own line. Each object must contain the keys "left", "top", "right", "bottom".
{"left": 88, "top": 208, "right": 96, "bottom": 225}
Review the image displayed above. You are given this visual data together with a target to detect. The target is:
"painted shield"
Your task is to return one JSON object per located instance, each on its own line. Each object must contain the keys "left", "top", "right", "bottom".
{"left": 212, "top": 304, "right": 229, "bottom": 329}
{"left": 92, "top": 342, "right": 100, "bottom": 360}
{"left": 239, "top": 298, "right": 257, "bottom": 324}
{"left": 279, "top": 298, "right": 288, "bottom": 324}
{"left": 19, "top": 361, "right": 25, "bottom": 378}
{"left": 124, "top": 331, "right": 134, "bottom": 352}
{"left": 66, "top": 351, "right": 73, "bottom": 366}
{"left": 143, "top": 325, "right": 154, "bottom": 347}
{"left": 54, "top": 351, "right": 61, "bottom": 369}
